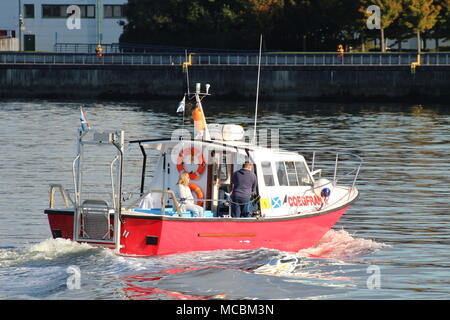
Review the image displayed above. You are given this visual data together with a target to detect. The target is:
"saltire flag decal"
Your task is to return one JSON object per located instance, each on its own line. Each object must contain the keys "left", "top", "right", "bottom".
{"left": 271, "top": 197, "right": 282, "bottom": 209}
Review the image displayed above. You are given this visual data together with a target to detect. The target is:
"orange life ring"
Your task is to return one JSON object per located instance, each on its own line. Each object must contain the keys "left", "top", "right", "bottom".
{"left": 189, "top": 183, "right": 204, "bottom": 206}
{"left": 176, "top": 147, "right": 206, "bottom": 180}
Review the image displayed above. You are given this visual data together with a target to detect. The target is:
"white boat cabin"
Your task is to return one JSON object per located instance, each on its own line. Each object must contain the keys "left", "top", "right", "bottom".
{"left": 130, "top": 134, "right": 335, "bottom": 218}
{"left": 127, "top": 90, "right": 356, "bottom": 219}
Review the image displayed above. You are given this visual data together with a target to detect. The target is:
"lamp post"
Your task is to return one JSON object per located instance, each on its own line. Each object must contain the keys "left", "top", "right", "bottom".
{"left": 18, "top": 0, "right": 22, "bottom": 51}
{"left": 97, "top": 0, "right": 102, "bottom": 45}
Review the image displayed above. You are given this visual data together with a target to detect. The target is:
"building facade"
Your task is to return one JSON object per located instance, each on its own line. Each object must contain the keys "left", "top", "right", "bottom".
{"left": 0, "top": 0, "right": 127, "bottom": 52}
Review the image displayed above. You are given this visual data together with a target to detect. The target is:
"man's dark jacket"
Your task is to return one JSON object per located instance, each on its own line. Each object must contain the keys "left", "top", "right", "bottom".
{"left": 231, "top": 168, "right": 257, "bottom": 199}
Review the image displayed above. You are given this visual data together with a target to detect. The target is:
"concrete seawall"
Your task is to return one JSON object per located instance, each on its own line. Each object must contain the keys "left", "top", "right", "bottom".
{"left": 1, "top": 64, "right": 450, "bottom": 102}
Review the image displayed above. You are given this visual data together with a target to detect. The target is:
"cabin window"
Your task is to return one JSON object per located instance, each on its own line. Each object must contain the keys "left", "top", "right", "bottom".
{"left": 219, "top": 164, "right": 228, "bottom": 181}
{"left": 218, "top": 153, "right": 229, "bottom": 181}
{"left": 275, "top": 162, "right": 289, "bottom": 186}
{"left": 261, "top": 161, "right": 275, "bottom": 186}
{"left": 285, "top": 161, "right": 299, "bottom": 186}
{"left": 275, "top": 161, "right": 312, "bottom": 186}
{"left": 295, "top": 161, "right": 313, "bottom": 186}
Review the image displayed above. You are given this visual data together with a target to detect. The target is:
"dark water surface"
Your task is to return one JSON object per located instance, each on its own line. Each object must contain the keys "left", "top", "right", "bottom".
{"left": 0, "top": 100, "right": 449, "bottom": 300}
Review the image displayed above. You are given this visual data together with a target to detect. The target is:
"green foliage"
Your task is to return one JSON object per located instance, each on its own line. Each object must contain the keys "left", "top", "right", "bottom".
{"left": 119, "top": 0, "right": 450, "bottom": 51}
{"left": 359, "top": 0, "right": 403, "bottom": 51}
{"left": 403, "top": 0, "right": 441, "bottom": 33}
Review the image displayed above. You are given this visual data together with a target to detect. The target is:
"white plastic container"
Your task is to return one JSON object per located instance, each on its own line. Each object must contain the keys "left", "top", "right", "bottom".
{"left": 222, "top": 124, "right": 244, "bottom": 141}
{"left": 207, "top": 124, "right": 224, "bottom": 140}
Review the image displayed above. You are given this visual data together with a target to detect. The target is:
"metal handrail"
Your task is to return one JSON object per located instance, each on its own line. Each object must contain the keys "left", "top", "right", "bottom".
{"left": 1, "top": 51, "right": 450, "bottom": 66}
{"left": 124, "top": 190, "right": 238, "bottom": 214}
{"left": 125, "top": 189, "right": 183, "bottom": 216}
{"left": 110, "top": 155, "right": 120, "bottom": 210}
{"left": 72, "top": 154, "right": 80, "bottom": 204}
{"left": 49, "top": 184, "right": 75, "bottom": 208}
{"left": 294, "top": 150, "right": 363, "bottom": 210}
{"left": 302, "top": 150, "right": 363, "bottom": 181}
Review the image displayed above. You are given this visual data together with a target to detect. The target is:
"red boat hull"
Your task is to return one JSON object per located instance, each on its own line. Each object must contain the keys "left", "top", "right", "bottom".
{"left": 45, "top": 205, "right": 349, "bottom": 256}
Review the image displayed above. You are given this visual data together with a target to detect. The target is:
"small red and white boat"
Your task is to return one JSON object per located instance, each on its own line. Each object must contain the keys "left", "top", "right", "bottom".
{"left": 45, "top": 87, "right": 361, "bottom": 256}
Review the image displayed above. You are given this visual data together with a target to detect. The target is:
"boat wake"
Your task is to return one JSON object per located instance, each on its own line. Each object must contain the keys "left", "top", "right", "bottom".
{"left": 116, "top": 229, "right": 390, "bottom": 299}
{"left": 0, "top": 238, "right": 98, "bottom": 268}
{"left": 297, "top": 229, "right": 389, "bottom": 260}
{"left": 0, "top": 239, "right": 104, "bottom": 299}
{"left": 253, "top": 229, "right": 389, "bottom": 279}
{"left": 0, "top": 230, "right": 389, "bottom": 299}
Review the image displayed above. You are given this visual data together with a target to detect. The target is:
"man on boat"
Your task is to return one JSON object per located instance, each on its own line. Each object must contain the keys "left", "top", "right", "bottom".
{"left": 230, "top": 161, "right": 257, "bottom": 217}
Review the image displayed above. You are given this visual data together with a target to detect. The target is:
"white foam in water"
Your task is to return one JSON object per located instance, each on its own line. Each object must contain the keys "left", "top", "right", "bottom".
{"left": 28, "top": 238, "right": 95, "bottom": 258}
{"left": 298, "top": 229, "right": 389, "bottom": 259}
{"left": 252, "top": 229, "right": 389, "bottom": 286}
{"left": 0, "top": 238, "right": 96, "bottom": 268}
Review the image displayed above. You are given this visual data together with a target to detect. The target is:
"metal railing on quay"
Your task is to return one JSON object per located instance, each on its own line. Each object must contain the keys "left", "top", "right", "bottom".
{"left": 2, "top": 51, "right": 450, "bottom": 66}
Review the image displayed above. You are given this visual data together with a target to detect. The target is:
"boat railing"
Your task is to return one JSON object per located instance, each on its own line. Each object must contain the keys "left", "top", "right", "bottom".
{"left": 54, "top": 187, "right": 226, "bottom": 215}
{"left": 60, "top": 190, "right": 117, "bottom": 207}
{"left": 123, "top": 190, "right": 239, "bottom": 216}
{"left": 125, "top": 190, "right": 183, "bottom": 216}
{"left": 302, "top": 150, "right": 363, "bottom": 203}
{"left": 48, "top": 184, "right": 75, "bottom": 209}
{"left": 48, "top": 185, "right": 119, "bottom": 210}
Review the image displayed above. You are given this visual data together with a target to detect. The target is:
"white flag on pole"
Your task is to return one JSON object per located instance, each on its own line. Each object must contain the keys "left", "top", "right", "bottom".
{"left": 80, "top": 106, "right": 91, "bottom": 131}
{"left": 176, "top": 95, "right": 186, "bottom": 113}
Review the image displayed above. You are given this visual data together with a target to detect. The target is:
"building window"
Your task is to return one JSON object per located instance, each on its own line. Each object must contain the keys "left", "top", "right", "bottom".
{"left": 42, "top": 5, "right": 65, "bottom": 18}
{"left": 42, "top": 5, "right": 95, "bottom": 18}
{"left": 81, "top": 5, "right": 96, "bottom": 18}
{"left": 24, "top": 4, "right": 35, "bottom": 18}
{"left": 104, "top": 5, "right": 127, "bottom": 18}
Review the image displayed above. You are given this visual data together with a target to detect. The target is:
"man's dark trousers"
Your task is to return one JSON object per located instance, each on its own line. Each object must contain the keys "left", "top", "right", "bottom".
{"left": 231, "top": 195, "right": 250, "bottom": 217}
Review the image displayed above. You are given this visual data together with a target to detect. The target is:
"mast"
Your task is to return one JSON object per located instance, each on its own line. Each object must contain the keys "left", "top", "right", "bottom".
{"left": 253, "top": 34, "right": 263, "bottom": 145}
{"left": 194, "top": 85, "right": 211, "bottom": 141}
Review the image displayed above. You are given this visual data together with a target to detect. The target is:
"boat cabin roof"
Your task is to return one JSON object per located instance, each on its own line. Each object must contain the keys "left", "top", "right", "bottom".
{"left": 128, "top": 138, "right": 305, "bottom": 163}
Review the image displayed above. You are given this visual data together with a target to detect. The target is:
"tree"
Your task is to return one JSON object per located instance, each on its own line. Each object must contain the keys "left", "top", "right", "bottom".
{"left": 119, "top": 0, "right": 450, "bottom": 52}
{"left": 360, "top": 0, "right": 403, "bottom": 52}
{"left": 402, "top": 0, "right": 441, "bottom": 53}
{"left": 386, "top": 14, "right": 413, "bottom": 50}
{"left": 120, "top": 0, "right": 252, "bottom": 49}
{"left": 282, "top": 0, "right": 362, "bottom": 51}
{"left": 430, "top": 0, "right": 450, "bottom": 50}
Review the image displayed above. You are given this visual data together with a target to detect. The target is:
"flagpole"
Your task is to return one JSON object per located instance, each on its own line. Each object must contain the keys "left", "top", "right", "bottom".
{"left": 185, "top": 49, "right": 190, "bottom": 96}
{"left": 253, "top": 34, "right": 263, "bottom": 146}
{"left": 182, "top": 95, "right": 186, "bottom": 140}
{"left": 183, "top": 50, "right": 189, "bottom": 140}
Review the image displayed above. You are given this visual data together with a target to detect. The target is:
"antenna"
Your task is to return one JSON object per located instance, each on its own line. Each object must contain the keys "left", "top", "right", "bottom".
{"left": 253, "top": 34, "right": 263, "bottom": 145}
{"left": 185, "top": 49, "right": 190, "bottom": 95}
